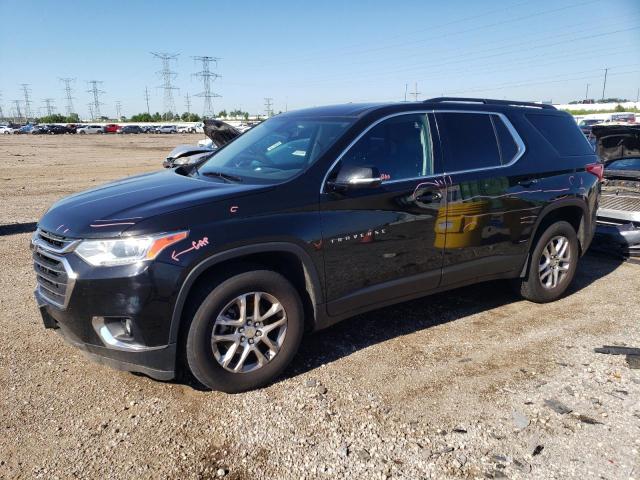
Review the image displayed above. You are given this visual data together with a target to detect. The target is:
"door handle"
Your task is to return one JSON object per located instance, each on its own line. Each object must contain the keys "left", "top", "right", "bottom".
{"left": 518, "top": 178, "right": 539, "bottom": 188}
{"left": 416, "top": 191, "right": 442, "bottom": 203}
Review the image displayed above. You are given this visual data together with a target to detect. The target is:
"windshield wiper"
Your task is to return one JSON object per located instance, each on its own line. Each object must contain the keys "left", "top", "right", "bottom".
{"left": 201, "top": 171, "right": 243, "bottom": 183}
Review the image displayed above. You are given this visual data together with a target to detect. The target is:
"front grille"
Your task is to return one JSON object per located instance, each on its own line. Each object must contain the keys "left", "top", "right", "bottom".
{"left": 36, "top": 229, "right": 76, "bottom": 251}
{"left": 600, "top": 194, "right": 640, "bottom": 212}
{"left": 33, "top": 249, "right": 70, "bottom": 308}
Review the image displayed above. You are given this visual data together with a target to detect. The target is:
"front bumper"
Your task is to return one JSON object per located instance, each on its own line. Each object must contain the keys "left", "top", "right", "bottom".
{"left": 32, "top": 236, "right": 184, "bottom": 380}
{"left": 36, "top": 288, "right": 177, "bottom": 381}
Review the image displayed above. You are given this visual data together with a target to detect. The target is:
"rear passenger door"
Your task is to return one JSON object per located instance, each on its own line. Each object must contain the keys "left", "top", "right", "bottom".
{"left": 434, "top": 111, "right": 534, "bottom": 286}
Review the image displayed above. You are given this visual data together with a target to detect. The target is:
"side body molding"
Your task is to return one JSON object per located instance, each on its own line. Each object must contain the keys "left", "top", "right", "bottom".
{"left": 168, "top": 242, "right": 324, "bottom": 344}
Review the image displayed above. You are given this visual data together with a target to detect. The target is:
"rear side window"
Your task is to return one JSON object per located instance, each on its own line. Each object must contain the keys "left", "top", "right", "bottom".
{"left": 526, "top": 114, "right": 592, "bottom": 156}
{"left": 436, "top": 112, "right": 502, "bottom": 171}
{"left": 492, "top": 115, "right": 519, "bottom": 164}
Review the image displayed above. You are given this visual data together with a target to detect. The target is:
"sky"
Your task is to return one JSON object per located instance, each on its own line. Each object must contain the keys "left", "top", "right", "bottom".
{"left": 0, "top": 0, "right": 639, "bottom": 119}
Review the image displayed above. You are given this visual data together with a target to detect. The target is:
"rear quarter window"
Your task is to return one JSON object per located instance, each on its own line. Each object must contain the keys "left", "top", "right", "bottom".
{"left": 526, "top": 113, "right": 592, "bottom": 156}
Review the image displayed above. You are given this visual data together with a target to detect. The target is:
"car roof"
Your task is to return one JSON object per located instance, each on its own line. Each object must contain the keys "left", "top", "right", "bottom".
{"left": 281, "top": 98, "right": 558, "bottom": 119}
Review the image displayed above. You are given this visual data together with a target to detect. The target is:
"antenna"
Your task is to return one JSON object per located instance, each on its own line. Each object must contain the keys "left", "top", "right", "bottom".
{"left": 264, "top": 97, "right": 273, "bottom": 117}
{"left": 20, "top": 84, "right": 33, "bottom": 120}
{"left": 192, "top": 56, "right": 221, "bottom": 118}
{"left": 87, "top": 80, "right": 105, "bottom": 119}
{"left": 59, "top": 78, "right": 76, "bottom": 116}
{"left": 151, "top": 52, "right": 179, "bottom": 118}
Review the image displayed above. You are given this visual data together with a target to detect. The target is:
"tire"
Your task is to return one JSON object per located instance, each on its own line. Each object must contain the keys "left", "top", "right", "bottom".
{"left": 517, "top": 220, "right": 579, "bottom": 303}
{"left": 185, "top": 270, "right": 304, "bottom": 393}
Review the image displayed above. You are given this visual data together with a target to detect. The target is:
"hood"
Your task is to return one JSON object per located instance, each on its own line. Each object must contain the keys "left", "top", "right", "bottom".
{"left": 204, "top": 119, "right": 242, "bottom": 147}
{"left": 592, "top": 124, "right": 640, "bottom": 163}
{"left": 38, "top": 169, "right": 269, "bottom": 238}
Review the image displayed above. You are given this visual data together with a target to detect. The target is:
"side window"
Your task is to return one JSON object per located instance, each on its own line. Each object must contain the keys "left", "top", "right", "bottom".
{"left": 526, "top": 113, "right": 593, "bottom": 156}
{"left": 335, "top": 113, "right": 433, "bottom": 182}
{"left": 491, "top": 114, "right": 519, "bottom": 164}
{"left": 436, "top": 112, "right": 502, "bottom": 171}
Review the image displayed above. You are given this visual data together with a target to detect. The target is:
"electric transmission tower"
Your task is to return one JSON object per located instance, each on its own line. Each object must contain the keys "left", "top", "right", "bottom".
{"left": 144, "top": 86, "right": 151, "bottom": 114}
{"left": 151, "top": 52, "right": 179, "bottom": 118}
{"left": 184, "top": 92, "right": 192, "bottom": 115}
{"left": 12, "top": 100, "right": 23, "bottom": 122}
{"left": 264, "top": 97, "right": 274, "bottom": 117}
{"left": 87, "top": 80, "right": 105, "bottom": 119}
{"left": 0, "top": 91, "right": 4, "bottom": 121}
{"left": 21, "top": 84, "right": 33, "bottom": 119}
{"left": 192, "top": 56, "right": 221, "bottom": 118}
{"left": 115, "top": 101, "right": 122, "bottom": 119}
{"left": 43, "top": 98, "right": 56, "bottom": 116}
{"left": 409, "top": 82, "right": 421, "bottom": 101}
{"left": 59, "top": 78, "right": 76, "bottom": 116}
{"left": 87, "top": 103, "right": 95, "bottom": 121}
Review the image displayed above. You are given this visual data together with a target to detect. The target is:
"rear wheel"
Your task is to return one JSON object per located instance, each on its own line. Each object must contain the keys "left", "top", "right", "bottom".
{"left": 185, "top": 270, "right": 304, "bottom": 393}
{"left": 517, "top": 220, "right": 579, "bottom": 303}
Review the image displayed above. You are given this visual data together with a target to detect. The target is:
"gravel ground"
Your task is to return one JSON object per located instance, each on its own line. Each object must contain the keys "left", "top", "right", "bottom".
{"left": 0, "top": 134, "right": 638, "bottom": 479}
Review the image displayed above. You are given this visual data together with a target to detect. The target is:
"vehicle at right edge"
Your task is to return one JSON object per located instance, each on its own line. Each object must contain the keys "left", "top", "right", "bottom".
{"left": 591, "top": 124, "right": 640, "bottom": 260}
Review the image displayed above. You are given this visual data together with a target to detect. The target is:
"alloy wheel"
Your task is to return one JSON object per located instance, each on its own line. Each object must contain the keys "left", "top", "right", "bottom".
{"left": 539, "top": 235, "right": 571, "bottom": 289}
{"left": 210, "top": 292, "right": 287, "bottom": 373}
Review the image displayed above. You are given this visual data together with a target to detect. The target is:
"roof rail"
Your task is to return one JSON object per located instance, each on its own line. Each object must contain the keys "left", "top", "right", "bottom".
{"left": 425, "top": 97, "right": 556, "bottom": 110}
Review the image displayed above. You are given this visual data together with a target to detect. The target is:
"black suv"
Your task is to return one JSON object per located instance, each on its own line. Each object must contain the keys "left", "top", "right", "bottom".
{"left": 32, "top": 98, "right": 601, "bottom": 392}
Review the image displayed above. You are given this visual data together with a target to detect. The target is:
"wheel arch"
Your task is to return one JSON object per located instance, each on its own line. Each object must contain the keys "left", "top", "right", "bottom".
{"left": 169, "top": 242, "right": 323, "bottom": 345}
{"left": 519, "top": 199, "right": 588, "bottom": 277}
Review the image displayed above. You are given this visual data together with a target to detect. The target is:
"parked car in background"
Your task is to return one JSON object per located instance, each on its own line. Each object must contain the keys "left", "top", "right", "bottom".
{"left": 158, "top": 125, "right": 177, "bottom": 134}
{"left": 177, "top": 125, "right": 196, "bottom": 134}
{"left": 0, "top": 125, "right": 16, "bottom": 134}
{"left": 47, "top": 124, "right": 74, "bottom": 135}
{"left": 578, "top": 118, "right": 602, "bottom": 136}
{"left": 15, "top": 124, "right": 34, "bottom": 134}
{"left": 164, "top": 120, "right": 242, "bottom": 168}
{"left": 592, "top": 124, "right": 640, "bottom": 260}
{"left": 77, "top": 125, "right": 104, "bottom": 134}
{"left": 118, "top": 125, "right": 143, "bottom": 134}
{"left": 31, "top": 125, "right": 50, "bottom": 135}
{"left": 104, "top": 124, "right": 120, "bottom": 134}
{"left": 33, "top": 97, "right": 601, "bottom": 392}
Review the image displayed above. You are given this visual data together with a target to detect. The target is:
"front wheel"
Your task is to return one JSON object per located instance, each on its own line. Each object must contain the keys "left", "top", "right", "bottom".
{"left": 517, "top": 220, "right": 579, "bottom": 303}
{"left": 185, "top": 270, "right": 304, "bottom": 393}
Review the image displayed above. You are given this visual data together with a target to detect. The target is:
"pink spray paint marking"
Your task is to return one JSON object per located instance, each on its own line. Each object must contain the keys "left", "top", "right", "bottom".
{"left": 171, "top": 237, "right": 209, "bottom": 262}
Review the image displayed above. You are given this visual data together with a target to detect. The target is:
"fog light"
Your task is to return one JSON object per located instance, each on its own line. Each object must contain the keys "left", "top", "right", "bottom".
{"left": 122, "top": 318, "right": 133, "bottom": 337}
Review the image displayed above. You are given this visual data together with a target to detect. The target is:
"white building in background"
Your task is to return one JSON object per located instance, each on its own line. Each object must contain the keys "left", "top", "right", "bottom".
{"left": 553, "top": 101, "right": 640, "bottom": 111}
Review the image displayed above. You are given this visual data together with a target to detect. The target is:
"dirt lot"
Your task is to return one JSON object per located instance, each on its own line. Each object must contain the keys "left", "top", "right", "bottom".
{"left": 0, "top": 134, "right": 638, "bottom": 479}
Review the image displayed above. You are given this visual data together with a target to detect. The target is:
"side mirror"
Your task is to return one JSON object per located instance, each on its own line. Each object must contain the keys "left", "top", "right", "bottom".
{"left": 327, "top": 165, "right": 382, "bottom": 191}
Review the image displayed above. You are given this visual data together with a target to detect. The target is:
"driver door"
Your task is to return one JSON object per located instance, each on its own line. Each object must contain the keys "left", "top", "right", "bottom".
{"left": 319, "top": 112, "right": 446, "bottom": 316}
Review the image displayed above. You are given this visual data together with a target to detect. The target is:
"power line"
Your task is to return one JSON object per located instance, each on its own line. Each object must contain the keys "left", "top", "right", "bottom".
{"left": 264, "top": 97, "right": 273, "bottom": 117}
{"left": 59, "top": 78, "right": 76, "bottom": 116}
{"left": 42, "top": 98, "right": 56, "bottom": 116}
{"left": 601, "top": 68, "right": 609, "bottom": 100}
{"left": 144, "top": 86, "right": 151, "bottom": 115}
{"left": 184, "top": 92, "right": 191, "bottom": 115}
{"left": 151, "top": 52, "right": 179, "bottom": 117}
{"left": 20, "top": 84, "right": 33, "bottom": 120}
{"left": 192, "top": 56, "right": 221, "bottom": 118}
{"left": 87, "top": 80, "right": 105, "bottom": 119}
{"left": 409, "top": 82, "right": 421, "bottom": 101}
{"left": 12, "top": 100, "right": 23, "bottom": 122}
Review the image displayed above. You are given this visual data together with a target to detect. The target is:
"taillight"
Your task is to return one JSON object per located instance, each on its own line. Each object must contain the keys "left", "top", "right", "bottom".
{"left": 586, "top": 163, "right": 604, "bottom": 181}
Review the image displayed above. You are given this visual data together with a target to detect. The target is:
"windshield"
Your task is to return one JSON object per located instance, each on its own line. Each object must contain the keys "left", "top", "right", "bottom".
{"left": 579, "top": 119, "right": 600, "bottom": 127}
{"left": 196, "top": 116, "right": 353, "bottom": 184}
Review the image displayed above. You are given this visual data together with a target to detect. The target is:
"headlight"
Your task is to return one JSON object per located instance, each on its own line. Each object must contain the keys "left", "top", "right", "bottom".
{"left": 75, "top": 231, "right": 188, "bottom": 266}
